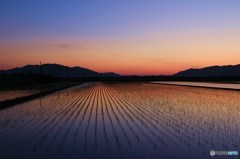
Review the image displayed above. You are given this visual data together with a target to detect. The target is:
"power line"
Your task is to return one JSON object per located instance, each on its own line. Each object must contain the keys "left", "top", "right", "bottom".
{"left": 0, "top": 51, "right": 30, "bottom": 64}
{"left": 0, "top": 62, "right": 12, "bottom": 70}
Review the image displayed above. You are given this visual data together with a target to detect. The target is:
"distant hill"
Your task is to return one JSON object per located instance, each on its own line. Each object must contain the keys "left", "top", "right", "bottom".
{"left": 174, "top": 64, "right": 240, "bottom": 77}
{"left": 0, "top": 64, "right": 120, "bottom": 78}
{"left": 100, "top": 72, "right": 120, "bottom": 77}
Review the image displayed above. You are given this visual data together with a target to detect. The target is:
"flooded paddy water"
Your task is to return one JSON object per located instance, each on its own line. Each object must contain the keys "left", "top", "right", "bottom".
{"left": 152, "top": 81, "right": 240, "bottom": 90}
{"left": 0, "top": 89, "right": 40, "bottom": 102}
{"left": 0, "top": 82, "right": 239, "bottom": 159}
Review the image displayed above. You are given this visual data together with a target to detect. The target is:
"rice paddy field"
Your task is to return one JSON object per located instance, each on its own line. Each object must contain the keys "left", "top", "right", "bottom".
{"left": 0, "top": 82, "right": 240, "bottom": 159}
{"left": 152, "top": 81, "right": 240, "bottom": 90}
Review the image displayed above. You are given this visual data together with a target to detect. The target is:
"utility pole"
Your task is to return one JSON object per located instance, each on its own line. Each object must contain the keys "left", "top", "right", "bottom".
{"left": 39, "top": 61, "right": 42, "bottom": 92}
{"left": 40, "top": 61, "right": 42, "bottom": 76}
{"left": 57, "top": 65, "right": 60, "bottom": 81}
{"left": 67, "top": 67, "right": 69, "bottom": 80}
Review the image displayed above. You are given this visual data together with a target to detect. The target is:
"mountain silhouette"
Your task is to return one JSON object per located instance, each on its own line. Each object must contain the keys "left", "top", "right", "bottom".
{"left": 0, "top": 64, "right": 120, "bottom": 78}
{"left": 174, "top": 64, "right": 240, "bottom": 77}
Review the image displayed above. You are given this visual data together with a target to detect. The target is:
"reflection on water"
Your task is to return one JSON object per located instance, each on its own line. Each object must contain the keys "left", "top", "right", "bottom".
{"left": 152, "top": 81, "right": 240, "bottom": 90}
{"left": 0, "top": 89, "right": 40, "bottom": 102}
{"left": 0, "top": 83, "right": 240, "bottom": 159}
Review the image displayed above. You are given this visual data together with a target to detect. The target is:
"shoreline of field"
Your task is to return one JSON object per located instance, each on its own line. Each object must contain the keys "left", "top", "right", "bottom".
{"left": 151, "top": 81, "right": 240, "bottom": 91}
{"left": 2, "top": 81, "right": 240, "bottom": 110}
{"left": 0, "top": 82, "right": 81, "bottom": 110}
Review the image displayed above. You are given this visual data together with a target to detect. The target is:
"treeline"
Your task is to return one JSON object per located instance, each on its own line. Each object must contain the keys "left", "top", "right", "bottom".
{"left": 1, "top": 73, "right": 240, "bottom": 90}
{"left": 78, "top": 75, "right": 240, "bottom": 83}
{"left": 0, "top": 73, "right": 60, "bottom": 89}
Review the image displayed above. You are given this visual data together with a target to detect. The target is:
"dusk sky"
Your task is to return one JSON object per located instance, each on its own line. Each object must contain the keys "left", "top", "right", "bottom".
{"left": 1, "top": 0, "right": 240, "bottom": 75}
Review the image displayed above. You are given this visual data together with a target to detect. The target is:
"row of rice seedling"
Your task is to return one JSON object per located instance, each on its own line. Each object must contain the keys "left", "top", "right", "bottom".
{"left": 110, "top": 83, "right": 240, "bottom": 157}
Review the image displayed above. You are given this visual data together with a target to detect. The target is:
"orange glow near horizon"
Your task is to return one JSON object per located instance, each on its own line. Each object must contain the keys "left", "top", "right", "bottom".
{"left": 1, "top": 27, "right": 240, "bottom": 75}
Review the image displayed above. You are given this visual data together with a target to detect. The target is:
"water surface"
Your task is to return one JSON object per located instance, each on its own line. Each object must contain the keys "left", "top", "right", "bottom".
{"left": 152, "top": 81, "right": 240, "bottom": 90}
{"left": 0, "top": 89, "right": 40, "bottom": 102}
{"left": 0, "top": 82, "right": 239, "bottom": 159}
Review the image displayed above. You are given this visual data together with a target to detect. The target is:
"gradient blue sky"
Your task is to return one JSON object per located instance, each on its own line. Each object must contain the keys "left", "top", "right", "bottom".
{"left": 1, "top": 0, "right": 240, "bottom": 75}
